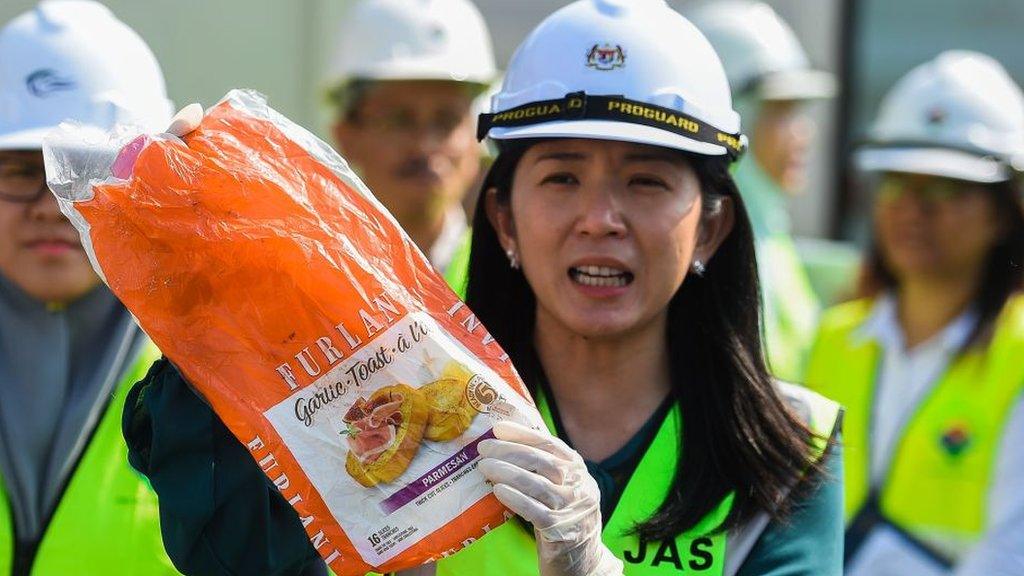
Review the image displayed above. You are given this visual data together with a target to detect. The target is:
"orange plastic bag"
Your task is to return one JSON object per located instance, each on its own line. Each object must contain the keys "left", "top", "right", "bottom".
{"left": 43, "top": 90, "right": 543, "bottom": 575}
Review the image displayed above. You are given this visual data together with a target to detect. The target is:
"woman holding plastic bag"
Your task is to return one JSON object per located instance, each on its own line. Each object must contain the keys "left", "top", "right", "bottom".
{"left": 120, "top": 1, "right": 843, "bottom": 575}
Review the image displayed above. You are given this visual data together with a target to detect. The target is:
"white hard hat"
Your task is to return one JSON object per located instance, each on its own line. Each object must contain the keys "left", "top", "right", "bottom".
{"left": 857, "top": 50, "right": 1024, "bottom": 183}
{"left": 330, "top": 0, "right": 496, "bottom": 86}
{"left": 478, "top": 0, "right": 745, "bottom": 160}
{"left": 0, "top": 0, "right": 173, "bottom": 151}
{"left": 689, "top": 0, "right": 835, "bottom": 101}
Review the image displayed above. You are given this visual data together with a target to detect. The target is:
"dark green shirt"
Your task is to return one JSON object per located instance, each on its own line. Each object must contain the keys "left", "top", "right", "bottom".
{"left": 124, "top": 359, "right": 842, "bottom": 575}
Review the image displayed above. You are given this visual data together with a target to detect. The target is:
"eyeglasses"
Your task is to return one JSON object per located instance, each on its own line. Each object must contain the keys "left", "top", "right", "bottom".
{"left": 351, "top": 108, "right": 471, "bottom": 139}
{"left": 875, "top": 176, "right": 976, "bottom": 206}
{"left": 0, "top": 159, "right": 48, "bottom": 204}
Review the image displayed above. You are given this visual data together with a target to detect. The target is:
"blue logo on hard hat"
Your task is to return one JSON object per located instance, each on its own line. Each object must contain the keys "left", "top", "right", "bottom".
{"left": 25, "top": 69, "right": 76, "bottom": 98}
{"left": 586, "top": 44, "right": 625, "bottom": 71}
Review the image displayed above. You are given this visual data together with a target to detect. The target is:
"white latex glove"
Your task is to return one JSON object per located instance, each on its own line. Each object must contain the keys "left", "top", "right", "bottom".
{"left": 478, "top": 421, "right": 624, "bottom": 576}
{"left": 110, "top": 103, "right": 206, "bottom": 179}
{"left": 166, "top": 102, "right": 204, "bottom": 137}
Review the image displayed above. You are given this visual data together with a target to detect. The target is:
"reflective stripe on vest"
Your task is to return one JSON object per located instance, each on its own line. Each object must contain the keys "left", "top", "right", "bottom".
{"left": 0, "top": 342, "right": 178, "bottom": 575}
{"left": 804, "top": 296, "right": 1024, "bottom": 556}
{"left": 435, "top": 383, "right": 840, "bottom": 576}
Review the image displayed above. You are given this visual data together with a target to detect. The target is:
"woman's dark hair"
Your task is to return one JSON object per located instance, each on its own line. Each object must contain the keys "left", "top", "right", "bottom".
{"left": 464, "top": 140, "right": 826, "bottom": 539}
{"left": 856, "top": 176, "right": 1024, "bottom": 348}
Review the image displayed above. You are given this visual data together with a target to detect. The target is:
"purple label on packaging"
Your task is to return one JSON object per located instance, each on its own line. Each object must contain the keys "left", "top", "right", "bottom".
{"left": 379, "top": 428, "right": 495, "bottom": 515}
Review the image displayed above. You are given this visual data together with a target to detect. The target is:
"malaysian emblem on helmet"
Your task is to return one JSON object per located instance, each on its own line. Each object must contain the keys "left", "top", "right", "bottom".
{"left": 586, "top": 43, "right": 625, "bottom": 71}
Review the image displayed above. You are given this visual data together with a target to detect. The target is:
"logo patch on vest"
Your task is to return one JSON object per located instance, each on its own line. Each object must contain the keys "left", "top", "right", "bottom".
{"left": 586, "top": 43, "right": 625, "bottom": 71}
{"left": 940, "top": 422, "right": 971, "bottom": 457}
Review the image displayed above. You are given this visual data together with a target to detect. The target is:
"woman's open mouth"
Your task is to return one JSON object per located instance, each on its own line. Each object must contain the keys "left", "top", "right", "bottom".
{"left": 568, "top": 265, "right": 634, "bottom": 288}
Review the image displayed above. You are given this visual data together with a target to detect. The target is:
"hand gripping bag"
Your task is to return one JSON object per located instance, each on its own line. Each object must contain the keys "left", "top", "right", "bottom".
{"left": 42, "top": 90, "right": 544, "bottom": 575}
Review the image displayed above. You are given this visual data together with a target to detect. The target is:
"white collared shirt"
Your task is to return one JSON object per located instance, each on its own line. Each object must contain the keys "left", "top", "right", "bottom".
{"left": 849, "top": 294, "right": 1024, "bottom": 576}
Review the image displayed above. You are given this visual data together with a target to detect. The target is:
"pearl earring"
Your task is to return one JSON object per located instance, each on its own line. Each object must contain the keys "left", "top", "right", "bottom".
{"left": 506, "top": 249, "right": 520, "bottom": 270}
{"left": 692, "top": 259, "right": 706, "bottom": 277}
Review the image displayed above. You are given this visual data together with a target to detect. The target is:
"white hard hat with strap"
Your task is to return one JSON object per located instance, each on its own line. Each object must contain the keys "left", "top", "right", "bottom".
{"left": 857, "top": 50, "right": 1024, "bottom": 183}
{"left": 0, "top": 0, "right": 173, "bottom": 150}
{"left": 477, "top": 0, "right": 746, "bottom": 161}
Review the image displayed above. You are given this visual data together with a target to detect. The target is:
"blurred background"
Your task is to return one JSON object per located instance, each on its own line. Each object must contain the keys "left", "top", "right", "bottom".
{"left": 3, "top": 0, "right": 1021, "bottom": 282}
{"left": 3, "top": 4, "right": 1023, "bottom": 573}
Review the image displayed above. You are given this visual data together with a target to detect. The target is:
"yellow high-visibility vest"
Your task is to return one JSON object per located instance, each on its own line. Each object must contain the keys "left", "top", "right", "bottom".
{"left": 0, "top": 343, "right": 178, "bottom": 574}
{"left": 805, "top": 296, "right": 1024, "bottom": 554}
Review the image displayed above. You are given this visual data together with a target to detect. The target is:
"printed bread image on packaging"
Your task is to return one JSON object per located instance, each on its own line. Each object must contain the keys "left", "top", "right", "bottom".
{"left": 422, "top": 361, "right": 477, "bottom": 441}
{"left": 41, "top": 90, "right": 544, "bottom": 576}
{"left": 343, "top": 384, "right": 429, "bottom": 487}
{"left": 343, "top": 362, "right": 479, "bottom": 487}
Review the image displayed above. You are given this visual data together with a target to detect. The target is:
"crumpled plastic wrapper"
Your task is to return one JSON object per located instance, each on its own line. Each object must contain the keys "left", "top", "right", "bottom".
{"left": 43, "top": 89, "right": 544, "bottom": 575}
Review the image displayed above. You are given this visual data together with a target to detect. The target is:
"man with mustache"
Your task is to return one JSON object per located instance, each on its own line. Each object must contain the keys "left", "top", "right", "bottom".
{"left": 0, "top": 1, "right": 177, "bottom": 573}
{"left": 326, "top": 0, "right": 497, "bottom": 292}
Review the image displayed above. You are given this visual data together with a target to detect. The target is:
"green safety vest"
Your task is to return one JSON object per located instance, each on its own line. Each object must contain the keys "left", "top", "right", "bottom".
{"left": 442, "top": 229, "right": 471, "bottom": 299}
{"left": 731, "top": 153, "right": 821, "bottom": 384}
{"left": 758, "top": 236, "right": 820, "bottom": 383}
{"left": 436, "top": 383, "right": 840, "bottom": 576}
{"left": 804, "top": 296, "right": 1024, "bottom": 552}
{"left": 0, "top": 342, "right": 178, "bottom": 575}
